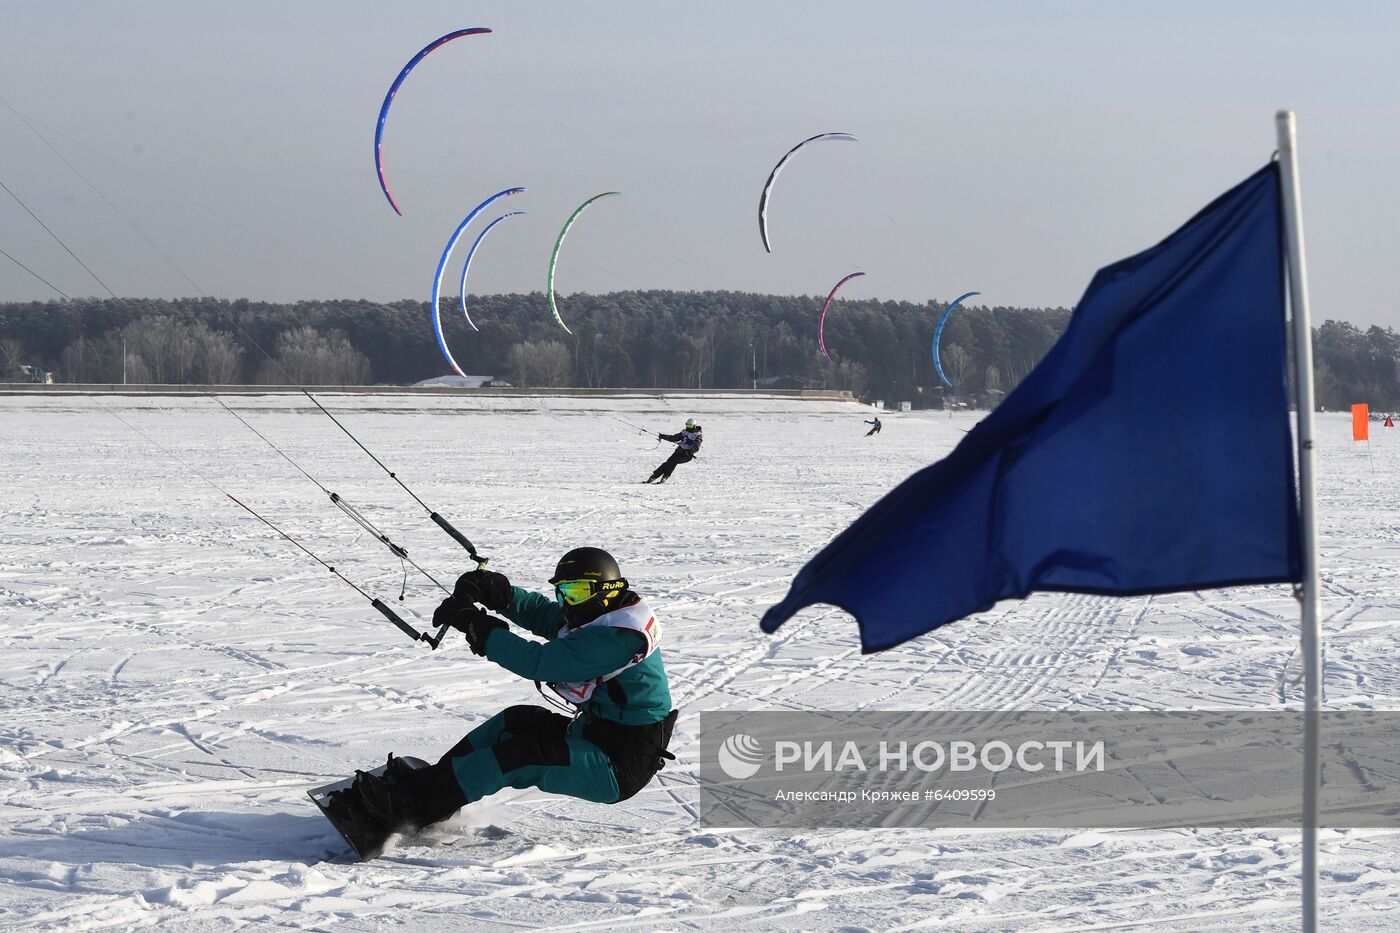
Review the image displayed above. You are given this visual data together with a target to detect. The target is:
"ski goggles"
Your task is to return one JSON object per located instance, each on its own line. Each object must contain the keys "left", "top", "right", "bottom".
{"left": 554, "top": 580, "right": 597, "bottom": 606}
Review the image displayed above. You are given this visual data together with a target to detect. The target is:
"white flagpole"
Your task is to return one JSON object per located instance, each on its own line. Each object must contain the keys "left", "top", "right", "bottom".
{"left": 1276, "top": 109, "right": 1322, "bottom": 933}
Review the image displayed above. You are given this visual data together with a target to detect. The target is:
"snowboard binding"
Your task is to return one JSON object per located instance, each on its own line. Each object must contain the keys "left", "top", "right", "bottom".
{"left": 310, "top": 754, "right": 429, "bottom": 861}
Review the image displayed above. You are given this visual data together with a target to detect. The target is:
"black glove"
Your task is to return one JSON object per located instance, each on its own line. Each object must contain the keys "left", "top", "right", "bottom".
{"left": 432, "top": 596, "right": 507, "bottom": 656}
{"left": 453, "top": 568, "right": 512, "bottom": 612}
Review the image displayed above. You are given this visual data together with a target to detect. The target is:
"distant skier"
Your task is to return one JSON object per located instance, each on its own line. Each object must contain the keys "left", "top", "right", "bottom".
{"left": 1387, "top": 415, "right": 1395, "bottom": 428}
{"left": 327, "top": 547, "right": 675, "bottom": 858}
{"left": 864, "top": 417, "right": 882, "bottom": 437}
{"left": 645, "top": 418, "right": 703, "bottom": 484}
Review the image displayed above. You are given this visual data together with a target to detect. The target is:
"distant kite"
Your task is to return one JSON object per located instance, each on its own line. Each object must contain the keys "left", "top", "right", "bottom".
{"left": 932, "top": 291, "right": 981, "bottom": 388}
{"left": 547, "top": 192, "right": 620, "bottom": 335}
{"left": 758, "top": 132, "right": 858, "bottom": 252}
{"left": 375, "top": 28, "right": 492, "bottom": 215}
{"left": 818, "top": 271, "right": 867, "bottom": 363}
{"left": 431, "top": 187, "right": 526, "bottom": 377}
{"left": 458, "top": 211, "right": 524, "bottom": 332}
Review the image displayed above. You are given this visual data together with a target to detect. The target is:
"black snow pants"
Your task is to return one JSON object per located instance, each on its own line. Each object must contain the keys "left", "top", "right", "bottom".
{"left": 649, "top": 449, "right": 694, "bottom": 482}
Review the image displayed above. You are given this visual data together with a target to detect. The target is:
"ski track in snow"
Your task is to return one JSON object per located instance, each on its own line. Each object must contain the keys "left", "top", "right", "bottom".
{"left": 1, "top": 393, "right": 1398, "bottom": 931}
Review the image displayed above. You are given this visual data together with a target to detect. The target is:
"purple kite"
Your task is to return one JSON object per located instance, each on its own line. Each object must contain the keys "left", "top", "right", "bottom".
{"left": 818, "top": 272, "right": 867, "bottom": 363}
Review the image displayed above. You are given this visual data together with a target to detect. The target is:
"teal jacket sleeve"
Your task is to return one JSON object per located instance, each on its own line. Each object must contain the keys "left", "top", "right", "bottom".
{"left": 484, "top": 625, "right": 644, "bottom": 684}
{"left": 500, "top": 586, "right": 564, "bottom": 639}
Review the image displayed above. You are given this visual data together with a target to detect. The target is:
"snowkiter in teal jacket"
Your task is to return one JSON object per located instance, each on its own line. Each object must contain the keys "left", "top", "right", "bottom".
{"left": 332, "top": 547, "right": 675, "bottom": 855}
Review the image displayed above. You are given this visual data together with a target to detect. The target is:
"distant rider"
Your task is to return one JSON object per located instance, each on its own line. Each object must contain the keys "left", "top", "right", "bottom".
{"left": 645, "top": 418, "right": 703, "bottom": 484}
{"left": 329, "top": 547, "right": 676, "bottom": 859}
{"left": 864, "top": 417, "right": 882, "bottom": 437}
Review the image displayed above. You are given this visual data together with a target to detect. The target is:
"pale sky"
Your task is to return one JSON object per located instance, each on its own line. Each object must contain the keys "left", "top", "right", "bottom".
{"left": 2, "top": 1, "right": 1397, "bottom": 328}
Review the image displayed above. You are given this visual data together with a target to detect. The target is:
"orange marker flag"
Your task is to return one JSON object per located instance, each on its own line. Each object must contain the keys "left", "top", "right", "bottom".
{"left": 1352, "top": 403, "right": 1370, "bottom": 441}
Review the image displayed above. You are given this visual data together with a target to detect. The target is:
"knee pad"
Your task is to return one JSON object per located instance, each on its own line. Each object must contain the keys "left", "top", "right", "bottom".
{"left": 501, "top": 704, "right": 571, "bottom": 737}
{"left": 493, "top": 731, "right": 571, "bottom": 775}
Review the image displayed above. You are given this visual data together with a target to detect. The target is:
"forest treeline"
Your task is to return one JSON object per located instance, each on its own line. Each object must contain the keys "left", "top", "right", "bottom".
{"left": 0, "top": 293, "right": 1395, "bottom": 410}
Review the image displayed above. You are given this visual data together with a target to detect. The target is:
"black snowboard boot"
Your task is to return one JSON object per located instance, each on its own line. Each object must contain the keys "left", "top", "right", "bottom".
{"left": 324, "top": 773, "right": 403, "bottom": 860}
{"left": 328, "top": 755, "right": 469, "bottom": 858}
{"left": 324, "top": 755, "right": 419, "bottom": 859}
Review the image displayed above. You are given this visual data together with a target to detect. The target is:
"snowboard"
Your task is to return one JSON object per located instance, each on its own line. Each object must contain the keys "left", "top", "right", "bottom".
{"left": 308, "top": 756, "right": 429, "bottom": 861}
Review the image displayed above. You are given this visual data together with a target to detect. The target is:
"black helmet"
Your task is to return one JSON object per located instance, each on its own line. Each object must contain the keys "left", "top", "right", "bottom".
{"left": 550, "top": 547, "right": 630, "bottom": 625}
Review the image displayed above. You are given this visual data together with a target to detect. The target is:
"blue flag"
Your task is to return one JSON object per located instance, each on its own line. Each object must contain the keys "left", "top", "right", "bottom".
{"left": 762, "top": 163, "right": 1301, "bottom": 652}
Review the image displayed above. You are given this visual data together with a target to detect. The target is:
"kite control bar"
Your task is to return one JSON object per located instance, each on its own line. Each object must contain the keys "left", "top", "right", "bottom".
{"left": 431, "top": 512, "right": 488, "bottom": 567}
{"left": 372, "top": 598, "right": 455, "bottom": 649}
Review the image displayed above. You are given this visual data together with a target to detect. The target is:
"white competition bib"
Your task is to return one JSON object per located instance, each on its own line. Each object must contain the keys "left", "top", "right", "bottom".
{"left": 548, "top": 599, "right": 660, "bottom": 705}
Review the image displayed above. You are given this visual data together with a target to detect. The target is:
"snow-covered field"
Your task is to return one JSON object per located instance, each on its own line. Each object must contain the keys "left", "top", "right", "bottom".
{"left": 2, "top": 392, "right": 1397, "bottom": 931}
